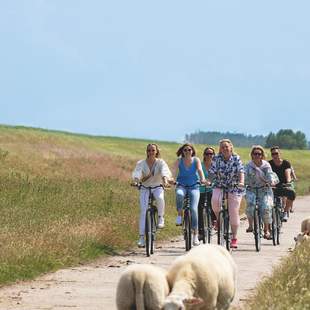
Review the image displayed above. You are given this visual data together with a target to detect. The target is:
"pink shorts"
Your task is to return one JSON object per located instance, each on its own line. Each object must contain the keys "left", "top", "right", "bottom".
{"left": 211, "top": 188, "right": 242, "bottom": 226}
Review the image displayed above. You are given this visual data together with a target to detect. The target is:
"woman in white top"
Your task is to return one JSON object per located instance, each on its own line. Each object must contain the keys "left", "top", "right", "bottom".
{"left": 132, "top": 143, "right": 172, "bottom": 247}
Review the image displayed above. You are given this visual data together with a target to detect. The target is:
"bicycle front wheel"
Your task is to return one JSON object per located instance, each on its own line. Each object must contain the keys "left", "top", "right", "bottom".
{"left": 224, "top": 212, "right": 231, "bottom": 251}
{"left": 145, "top": 210, "right": 152, "bottom": 257}
{"left": 150, "top": 210, "right": 157, "bottom": 254}
{"left": 276, "top": 207, "right": 281, "bottom": 245}
{"left": 254, "top": 208, "right": 261, "bottom": 252}
{"left": 183, "top": 209, "right": 192, "bottom": 251}
{"left": 271, "top": 208, "right": 277, "bottom": 246}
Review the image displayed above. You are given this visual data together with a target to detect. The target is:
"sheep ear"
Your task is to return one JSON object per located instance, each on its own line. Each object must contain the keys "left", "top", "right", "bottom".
{"left": 183, "top": 297, "right": 204, "bottom": 305}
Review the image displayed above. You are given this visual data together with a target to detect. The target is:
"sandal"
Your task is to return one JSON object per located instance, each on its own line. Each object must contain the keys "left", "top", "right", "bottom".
{"left": 246, "top": 227, "right": 253, "bottom": 233}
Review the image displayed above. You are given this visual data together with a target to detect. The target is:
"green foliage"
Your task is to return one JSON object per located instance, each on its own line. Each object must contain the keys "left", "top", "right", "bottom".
{"left": 265, "top": 129, "right": 308, "bottom": 150}
{"left": 246, "top": 241, "right": 310, "bottom": 310}
{"left": 185, "top": 130, "right": 266, "bottom": 147}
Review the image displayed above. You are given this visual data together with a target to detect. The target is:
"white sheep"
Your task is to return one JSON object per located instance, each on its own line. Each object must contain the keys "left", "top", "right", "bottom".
{"left": 294, "top": 216, "right": 310, "bottom": 247}
{"left": 116, "top": 263, "right": 170, "bottom": 310}
{"left": 300, "top": 216, "right": 310, "bottom": 233}
{"left": 294, "top": 232, "right": 310, "bottom": 247}
{"left": 163, "top": 244, "right": 237, "bottom": 310}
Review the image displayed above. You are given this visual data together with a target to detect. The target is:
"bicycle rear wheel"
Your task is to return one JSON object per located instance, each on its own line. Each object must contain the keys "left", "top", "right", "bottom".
{"left": 145, "top": 210, "right": 152, "bottom": 256}
{"left": 217, "top": 211, "right": 225, "bottom": 246}
{"left": 254, "top": 208, "right": 261, "bottom": 252}
{"left": 202, "top": 207, "right": 212, "bottom": 244}
{"left": 183, "top": 209, "right": 192, "bottom": 251}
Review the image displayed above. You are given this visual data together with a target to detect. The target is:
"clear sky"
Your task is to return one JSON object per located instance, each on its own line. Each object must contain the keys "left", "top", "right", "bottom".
{"left": 1, "top": 1, "right": 309, "bottom": 142}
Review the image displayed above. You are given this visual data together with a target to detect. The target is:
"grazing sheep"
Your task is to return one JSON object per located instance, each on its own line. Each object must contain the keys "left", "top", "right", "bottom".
{"left": 116, "top": 264, "right": 169, "bottom": 310}
{"left": 294, "top": 217, "right": 310, "bottom": 247}
{"left": 301, "top": 216, "right": 310, "bottom": 233}
{"left": 163, "top": 244, "right": 237, "bottom": 310}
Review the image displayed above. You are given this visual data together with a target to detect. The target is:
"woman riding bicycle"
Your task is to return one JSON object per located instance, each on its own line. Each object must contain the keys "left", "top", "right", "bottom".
{"left": 198, "top": 146, "right": 216, "bottom": 240}
{"left": 268, "top": 146, "right": 296, "bottom": 221}
{"left": 132, "top": 143, "right": 171, "bottom": 247}
{"left": 208, "top": 139, "right": 245, "bottom": 249}
{"left": 244, "top": 145, "right": 279, "bottom": 240}
{"left": 172, "top": 143, "right": 206, "bottom": 246}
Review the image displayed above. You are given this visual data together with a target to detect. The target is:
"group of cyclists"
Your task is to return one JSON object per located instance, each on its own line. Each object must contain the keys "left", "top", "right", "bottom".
{"left": 132, "top": 140, "right": 297, "bottom": 249}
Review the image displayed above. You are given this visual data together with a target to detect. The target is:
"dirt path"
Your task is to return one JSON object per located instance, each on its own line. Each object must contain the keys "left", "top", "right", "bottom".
{"left": 0, "top": 196, "right": 309, "bottom": 310}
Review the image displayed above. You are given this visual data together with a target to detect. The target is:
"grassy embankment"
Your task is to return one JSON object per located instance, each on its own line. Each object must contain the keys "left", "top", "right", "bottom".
{"left": 0, "top": 125, "right": 309, "bottom": 287}
{"left": 245, "top": 240, "right": 310, "bottom": 310}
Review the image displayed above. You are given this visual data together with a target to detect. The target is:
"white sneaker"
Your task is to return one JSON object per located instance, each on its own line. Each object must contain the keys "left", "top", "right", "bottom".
{"left": 175, "top": 215, "right": 182, "bottom": 226}
{"left": 193, "top": 234, "right": 200, "bottom": 246}
{"left": 282, "top": 212, "right": 288, "bottom": 222}
{"left": 137, "top": 236, "right": 145, "bottom": 247}
{"left": 158, "top": 216, "right": 165, "bottom": 229}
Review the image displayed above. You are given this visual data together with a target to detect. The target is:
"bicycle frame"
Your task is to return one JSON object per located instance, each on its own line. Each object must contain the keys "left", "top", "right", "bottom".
{"left": 246, "top": 185, "right": 266, "bottom": 252}
{"left": 201, "top": 186, "right": 213, "bottom": 244}
{"left": 135, "top": 184, "right": 162, "bottom": 256}
{"left": 217, "top": 185, "right": 231, "bottom": 251}
{"left": 176, "top": 182, "right": 200, "bottom": 251}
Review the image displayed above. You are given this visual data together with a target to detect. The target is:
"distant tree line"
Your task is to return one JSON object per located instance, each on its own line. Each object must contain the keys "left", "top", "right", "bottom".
{"left": 185, "top": 129, "right": 309, "bottom": 149}
{"left": 265, "top": 129, "right": 308, "bottom": 150}
{"left": 185, "top": 131, "right": 266, "bottom": 147}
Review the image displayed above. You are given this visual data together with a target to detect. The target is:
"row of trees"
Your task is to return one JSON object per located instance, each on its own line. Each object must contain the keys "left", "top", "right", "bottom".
{"left": 185, "top": 131, "right": 266, "bottom": 147}
{"left": 265, "top": 129, "right": 308, "bottom": 149}
{"left": 185, "top": 129, "right": 309, "bottom": 149}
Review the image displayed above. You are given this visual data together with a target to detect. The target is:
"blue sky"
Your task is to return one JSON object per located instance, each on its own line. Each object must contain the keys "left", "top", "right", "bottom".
{"left": 1, "top": 1, "right": 309, "bottom": 142}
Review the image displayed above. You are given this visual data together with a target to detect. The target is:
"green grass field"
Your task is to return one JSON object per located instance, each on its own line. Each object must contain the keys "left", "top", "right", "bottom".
{"left": 0, "top": 124, "right": 309, "bottom": 294}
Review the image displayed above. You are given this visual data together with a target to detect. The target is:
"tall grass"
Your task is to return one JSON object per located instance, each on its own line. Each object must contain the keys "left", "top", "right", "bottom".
{"left": 0, "top": 124, "right": 309, "bottom": 286}
{"left": 245, "top": 241, "right": 310, "bottom": 310}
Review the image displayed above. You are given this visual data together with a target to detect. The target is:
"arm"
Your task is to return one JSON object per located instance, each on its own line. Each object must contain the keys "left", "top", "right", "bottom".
{"left": 236, "top": 155, "right": 245, "bottom": 186}
{"left": 284, "top": 160, "right": 292, "bottom": 183}
{"left": 171, "top": 159, "right": 180, "bottom": 183}
{"left": 196, "top": 158, "right": 206, "bottom": 184}
{"left": 132, "top": 160, "right": 143, "bottom": 183}
{"left": 239, "top": 172, "right": 245, "bottom": 186}
{"left": 159, "top": 160, "right": 173, "bottom": 186}
{"left": 285, "top": 168, "right": 292, "bottom": 183}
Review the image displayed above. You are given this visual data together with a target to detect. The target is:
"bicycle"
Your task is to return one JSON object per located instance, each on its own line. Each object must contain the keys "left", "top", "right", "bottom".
{"left": 271, "top": 183, "right": 292, "bottom": 246}
{"left": 216, "top": 182, "right": 243, "bottom": 251}
{"left": 216, "top": 184, "right": 231, "bottom": 251}
{"left": 175, "top": 182, "right": 200, "bottom": 251}
{"left": 132, "top": 183, "right": 163, "bottom": 257}
{"left": 201, "top": 185, "right": 214, "bottom": 244}
{"left": 246, "top": 185, "right": 267, "bottom": 252}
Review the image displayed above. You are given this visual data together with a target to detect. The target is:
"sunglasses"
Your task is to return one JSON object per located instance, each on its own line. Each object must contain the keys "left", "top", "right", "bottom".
{"left": 147, "top": 149, "right": 156, "bottom": 153}
{"left": 253, "top": 152, "right": 262, "bottom": 156}
{"left": 271, "top": 152, "right": 279, "bottom": 156}
{"left": 183, "top": 148, "right": 192, "bottom": 152}
{"left": 204, "top": 153, "right": 214, "bottom": 156}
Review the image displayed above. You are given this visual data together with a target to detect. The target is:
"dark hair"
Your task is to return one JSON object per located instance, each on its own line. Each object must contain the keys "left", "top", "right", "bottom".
{"left": 176, "top": 143, "right": 196, "bottom": 157}
{"left": 203, "top": 147, "right": 215, "bottom": 155}
{"left": 146, "top": 143, "right": 160, "bottom": 158}
{"left": 270, "top": 145, "right": 280, "bottom": 152}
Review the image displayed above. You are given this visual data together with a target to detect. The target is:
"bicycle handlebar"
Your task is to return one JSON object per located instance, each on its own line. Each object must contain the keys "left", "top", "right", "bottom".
{"left": 131, "top": 183, "right": 164, "bottom": 190}
{"left": 270, "top": 182, "right": 294, "bottom": 190}
{"left": 246, "top": 184, "right": 271, "bottom": 190}
{"left": 174, "top": 181, "right": 201, "bottom": 188}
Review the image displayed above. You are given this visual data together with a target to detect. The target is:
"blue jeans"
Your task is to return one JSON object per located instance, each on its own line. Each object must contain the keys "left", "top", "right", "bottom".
{"left": 176, "top": 186, "right": 200, "bottom": 230}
